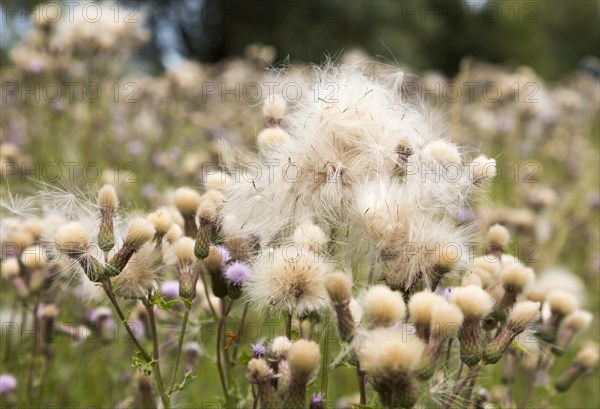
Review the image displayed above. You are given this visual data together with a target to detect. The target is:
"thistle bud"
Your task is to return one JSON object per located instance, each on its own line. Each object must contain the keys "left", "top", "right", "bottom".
{"left": 174, "top": 237, "right": 197, "bottom": 301}
{"left": 1, "top": 258, "right": 28, "bottom": 298}
{"left": 363, "top": 285, "right": 406, "bottom": 329}
{"left": 483, "top": 301, "right": 540, "bottom": 364}
{"left": 248, "top": 358, "right": 281, "bottom": 408}
{"left": 358, "top": 329, "right": 424, "bottom": 408}
{"left": 486, "top": 224, "right": 509, "bottom": 259}
{"left": 325, "top": 272, "right": 355, "bottom": 342}
{"left": 555, "top": 343, "right": 599, "bottom": 392}
{"left": 555, "top": 310, "right": 593, "bottom": 355}
{"left": 417, "top": 302, "right": 463, "bottom": 379}
{"left": 284, "top": 340, "right": 321, "bottom": 409}
{"left": 194, "top": 200, "right": 216, "bottom": 260}
{"left": 451, "top": 285, "right": 495, "bottom": 366}
{"left": 408, "top": 291, "right": 445, "bottom": 342}
{"left": 539, "top": 290, "right": 578, "bottom": 345}
{"left": 97, "top": 185, "right": 118, "bottom": 252}
{"left": 204, "top": 246, "right": 229, "bottom": 298}
{"left": 147, "top": 207, "right": 173, "bottom": 250}
{"left": 174, "top": 187, "right": 201, "bottom": 237}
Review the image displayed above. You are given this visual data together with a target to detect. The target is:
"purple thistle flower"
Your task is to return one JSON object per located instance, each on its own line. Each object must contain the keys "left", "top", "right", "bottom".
{"left": 160, "top": 280, "right": 180, "bottom": 300}
{"left": 251, "top": 338, "right": 267, "bottom": 358}
{"left": 224, "top": 262, "right": 251, "bottom": 285}
{"left": 310, "top": 392, "right": 325, "bottom": 409}
{"left": 0, "top": 374, "right": 17, "bottom": 394}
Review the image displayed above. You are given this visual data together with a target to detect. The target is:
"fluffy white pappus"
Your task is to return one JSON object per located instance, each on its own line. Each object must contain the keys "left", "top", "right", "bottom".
{"left": 245, "top": 247, "right": 333, "bottom": 315}
{"left": 423, "top": 140, "right": 461, "bottom": 166}
{"left": 220, "top": 64, "right": 434, "bottom": 241}
{"left": 204, "top": 172, "right": 233, "bottom": 192}
{"left": 357, "top": 328, "right": 424, "bottom": 378}
{"left": 112, "top": 243, "right": 162, "bottom": 299}
{"left": 288, "top": 339, "right": 321, "bottom": 378}
{"left": 450, "top": 285, "right": 495, "bottom": 319}
{"left": 262, "top": 95, "right": 287, "bottom": 121}
{"left": 470, "top": 155, "right": 497, "bottom": 184}
{"left": 546, "top": 290, "right": 578, "bottom": 316}
{"left": 563, "top": 310, "right": 593, "bottom": 330}
{"left": 292, "top": 222, "right": 328, "bottom": 253}
{"left": 508, "top": 301, "right": 541, "bottom": 330}
{"left": 174, "top": 187, "right": 202, "bottom": 216}
{"left": 379, "top": 214, "right": 472, "bottom": 290}
{"left": 408, "top": 291, "right": 446, "bottom": 324}
{"left": 257, "top": 128, "right": 290, "bottom": 151}
{"left": 362, "top": 285, "right": 406, "bottom": 327}
{"left": 430, "top": 301, "right": 464, "bottom": 338}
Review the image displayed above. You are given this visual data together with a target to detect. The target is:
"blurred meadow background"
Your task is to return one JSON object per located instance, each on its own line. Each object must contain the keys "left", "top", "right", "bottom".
{"left": 0, "top": 0, "right": 599, "bottom": 408}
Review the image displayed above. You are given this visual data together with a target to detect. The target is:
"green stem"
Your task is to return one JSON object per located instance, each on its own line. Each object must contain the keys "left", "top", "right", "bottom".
{"left": 143, "top": 297, "right": 171, "bottom": 409}
{"left": 232, "top": 303, "right": 248, "bottom": 362}
{"left": 216, "top": 299, "right": 234, "bottom": 408}
{"left": 27, "top": 293, "right": 41, "bottom": 407}
{"left": 169, "top": 306, "right": 191, "bottom": 392}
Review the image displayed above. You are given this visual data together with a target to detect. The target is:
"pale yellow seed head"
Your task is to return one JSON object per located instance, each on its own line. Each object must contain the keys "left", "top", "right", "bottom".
{"left": 508, "top": 301, "right": 541, "bottom": 329}
{"left": 524, "top": 287, "right": 546, "bottom": 303}
{"left": 23, "top": 218, "right": 45, "bottom": 240}
{"left": 487, "top": 224, "right": 510, "bottom": 248}
{"left": 288, "top": 339, "right": 321, "bottom": 378}
{"left": 358, "top": 329, "right": 424, "bottom": 378}
{"left": 564, "top": 310, "right": 593, "bottom": 331}
{"left": 201, "top": 190, "right": 224, "bottom": 210}
{"left": 173, "top": 237, "right": 196, "bottom": 264}
{"left": 257, "top": 128, "right": 290, "bottom": 150}
{"left": 270, "top": 336, "right": 292, "bottom": 359}
{"left": 461, "top": 272, "right": 483, "bottom": 287}
{"left": 324, "top": 272, "right": 352, "bottom": 304}
{"left": 472, "top": 256, "right": 501, "bottom": 277}
{"left": 98, "top": 185, "right": 118, "bottom": 212}
{"left": 1, "top": 257, "right": 20, "bottom": 279}
{"left": 451, "top": 285, "right": 495, "bottom": 319}
{"left": 431, "top": 301, "right": 464, "bottom": 338}
{"left": 426, "top": 140, "right": 461, "bottom": 165}
{"left": 197, "top": 199, "right": 217, "bottom": 220}
{"left": 147, "top": 207, "right": 173, "bottom": 235}
{"left": 54, "top": 222, "right": 88, "bottom": 253}
{"left": 174, "top": 187, "right": 202, "bottom": 216}
{"left": 547, "top": 290, "right": 578, "bottom": 316}
{"left": 248, "top": 358, "right": 273, "bottom": 382}
{"left": 408, "top": 291, "right": 445, "bottom": 324}
{"left": 501, "top": 264, "right": 534, "bottom": 291}
{"left": 363, "top": 285, "right": 406, "bottom": 327}
{"left": 165, "top": 224, "right": 184, "bottom": 244}
{"left": 575, "top": 343, "right": 599, "bottom": 369}
{"left": 125, "top": 218, "right": 156, "bottom": 247}
{"left": 21, "top": 245, "right": 47, "bottom": 268}
{"left": 41, "top": 304, "right": 59, "bottom": 319}
{"left": 469, "top": 267, "right": 494, "bottom": 288}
